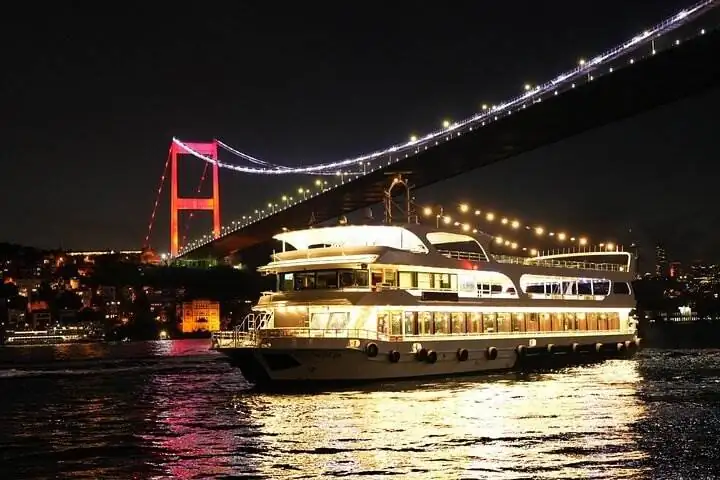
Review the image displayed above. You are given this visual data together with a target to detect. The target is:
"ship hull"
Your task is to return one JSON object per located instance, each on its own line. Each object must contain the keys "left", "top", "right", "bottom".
{"left": 217, "top": 332, "right": 640, "bottom": 386}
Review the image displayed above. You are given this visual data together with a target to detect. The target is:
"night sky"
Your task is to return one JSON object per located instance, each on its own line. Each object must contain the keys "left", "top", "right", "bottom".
{"left": 2, "top": 1, "right": 718, "bottom": 263}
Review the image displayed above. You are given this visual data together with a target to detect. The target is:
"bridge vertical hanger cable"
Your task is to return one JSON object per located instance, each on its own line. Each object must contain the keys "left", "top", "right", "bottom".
{"left": 144, "top": 148, "right": 172, "bottom": 249}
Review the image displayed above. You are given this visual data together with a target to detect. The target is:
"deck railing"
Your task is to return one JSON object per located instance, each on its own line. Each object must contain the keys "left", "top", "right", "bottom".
{"left": 211, "top": 325, "right": 628, "bottom": 349}
{"left": 494, "top": 255, "right": 626, "bottom": 272}
{"left": 437, "top": 249, "right": 626, "bottom": 271}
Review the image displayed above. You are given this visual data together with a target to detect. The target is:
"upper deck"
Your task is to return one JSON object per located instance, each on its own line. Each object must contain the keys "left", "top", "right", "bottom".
{"left": 267, "top": 224, "right": 633, "bottom": 275}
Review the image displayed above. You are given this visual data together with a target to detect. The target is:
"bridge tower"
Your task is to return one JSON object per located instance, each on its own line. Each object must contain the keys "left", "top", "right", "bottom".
{"left": 169, "top": 140, "right": 220, "bottom": 257}
{"left": 384, "top": 172, "right": 417, "bottom": 225}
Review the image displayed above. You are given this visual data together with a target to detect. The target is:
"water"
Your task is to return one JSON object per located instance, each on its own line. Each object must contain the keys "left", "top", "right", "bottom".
{"left": 1, "top": 341, "right": 719, "bottom": 479}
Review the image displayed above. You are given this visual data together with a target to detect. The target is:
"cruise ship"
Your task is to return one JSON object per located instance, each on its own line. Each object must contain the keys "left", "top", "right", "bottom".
{"left": 211, "top": 223, "right": 640, "bottom": 384}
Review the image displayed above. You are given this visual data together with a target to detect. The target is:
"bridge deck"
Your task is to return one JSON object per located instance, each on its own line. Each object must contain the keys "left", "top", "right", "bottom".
{"left": 181, "top": 23, "right": 720, "bottom": 260}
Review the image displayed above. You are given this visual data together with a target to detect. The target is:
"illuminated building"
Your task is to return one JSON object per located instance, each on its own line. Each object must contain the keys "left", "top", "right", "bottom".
{"left": 181, "top": 300, "right": 220, "bottom": 333}
{"left": 655, "top": 244, "right": 668, "bottom": 277}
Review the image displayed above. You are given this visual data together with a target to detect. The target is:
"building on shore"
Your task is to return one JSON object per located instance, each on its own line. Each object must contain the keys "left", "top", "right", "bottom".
{"left": 180, "top": 299, "right": 220, "bottom": 333}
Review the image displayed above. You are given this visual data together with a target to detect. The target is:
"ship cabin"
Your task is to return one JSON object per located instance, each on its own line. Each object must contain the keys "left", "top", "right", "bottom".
{"left": 246, "top": 224, "right": 636, "bottom": 341}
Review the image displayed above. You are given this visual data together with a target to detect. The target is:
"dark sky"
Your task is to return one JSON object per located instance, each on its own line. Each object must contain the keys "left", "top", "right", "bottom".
{"left": 1, "top": 1, "right": 718, "bottom": 263}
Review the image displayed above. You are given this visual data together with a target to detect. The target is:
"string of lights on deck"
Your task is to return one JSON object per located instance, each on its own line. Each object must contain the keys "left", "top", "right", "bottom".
{"left": 420, "top": 204, "right": 620, "bottom": 257}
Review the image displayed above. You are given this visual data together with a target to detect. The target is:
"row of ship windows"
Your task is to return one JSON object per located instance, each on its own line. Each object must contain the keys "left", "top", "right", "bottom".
{"left": 279, "top": 269, "right": 629, "bottom": 296}
{"left": 375, "top": 311, "right": 622, "bottom": 336}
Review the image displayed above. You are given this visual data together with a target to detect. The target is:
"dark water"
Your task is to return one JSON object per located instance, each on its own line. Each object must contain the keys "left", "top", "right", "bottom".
{"left": 1, "top": 341, "right": 719, "bottom": 479}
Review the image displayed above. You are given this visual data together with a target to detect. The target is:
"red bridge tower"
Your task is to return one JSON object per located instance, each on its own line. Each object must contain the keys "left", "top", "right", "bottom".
{"left": 169, "top": 140, "right": 220, "bottom": 257}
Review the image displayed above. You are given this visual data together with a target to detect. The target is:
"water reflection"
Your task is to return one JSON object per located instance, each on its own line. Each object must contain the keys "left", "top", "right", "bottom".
{"left": 245, "top": 361, "right": 647, "bottom": 479}
{"left": 4, "top": 343, "right": 720, "bottom": 479}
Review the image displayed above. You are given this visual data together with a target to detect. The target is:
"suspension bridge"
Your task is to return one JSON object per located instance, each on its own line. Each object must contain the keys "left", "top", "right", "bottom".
{"left": 143, "top": 1, "right": 720, "bottom": 265}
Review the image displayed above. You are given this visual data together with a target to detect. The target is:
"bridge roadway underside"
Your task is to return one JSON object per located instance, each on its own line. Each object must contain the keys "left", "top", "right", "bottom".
{"left": 181, "top": 28, "right": 720, "bottom": 261}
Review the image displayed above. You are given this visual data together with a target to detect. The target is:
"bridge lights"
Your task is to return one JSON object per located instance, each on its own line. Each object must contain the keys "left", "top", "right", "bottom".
{"left": 579, "top": 237, "right": 587, "bottom": 246}
{"left": 530, "top": 249, "right": 538, "bottom": 256}
{"left": 534, "top": 226, "right": 544, "bottom": 235}
{"left": 462, "top": 223, "right": 470, "bottom": 232}
{"left": 524, "top": 83, "right": 532, "bottom": 91}
{"left": 442, "top": 216, "right": 452, "bottom": 225}
{"left": 409, "top": 135, "right": 418, "bottom": 143}
{"left": 606, "top": 242, "right": 615, "bottom": 251}
{"left": 485, "top": 212, "right": 495, "bottom": 221}
{"left": 442, "top": 119, "right": 451, "bottom": 129}
{"left": 500, "top": 217, "right": 508, "bottom": 225}
{"left": 495, "top": 236, "right": 503, "bottom": 244}
{"left": 481, "top": 104, "right": 488, "bottom": 110}
{"left": 557, "top": 232, "right": 567, "bottom": 241}
{"left": 459, "top": 203, "right": 469, "bottom": 213}
{"left": 422, "top": 206, "right": 433, "bottom": 216}
{"left": 511, "top": 220, "right": 520, "bottom": 229}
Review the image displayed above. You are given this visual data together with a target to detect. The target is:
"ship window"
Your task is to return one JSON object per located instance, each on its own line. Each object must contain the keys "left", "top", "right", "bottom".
{"left": 419, "top": 312, "right": 433, "bottom": 334}
{"left": 526, "top": 313, "right": 539, "bottom": 331}
{"left": 310, "top": 312, "right": 329, "bottom": 329}
{"left": 434, "top": 312, "right": 450, "bottom": 334}
{"left": 451, "top": 312, "right": 466, "bottom": 334}
{"left": 339, "top": 269, "right": 369, "bottom": 288}
{"left": 295, "top": 272, "right": 316, "bottom": 290}
{"left": 391, "top": 312, "right": 403, "bottom": 335}
{"left": 598, "top": 313, "right": 609, "bottom": 330}
{"left": 483, "top": 313, "right": 496, "bottom": 332}
{"left": 496, "top": 313, "right": 511, "bottom": 332}
{"left": 565, "top": 312, "right": 576, "bottom": 330}
{"left": 280, "top": 273, "right": 294, "bottom": 291}
{"left": 399, "top": 272, "right": 417, "bottom": 288}
{"left": 609, "top": 312, "right": 620, "bottom": 330}
{"left": 468, "top": 312, "right": 482, "bottom": 333}
{"left": 576, "top": 312, "right": 587, "bottom": 330}
{"left": 417, "top": 273, "right": 432, "bottom": 289}
{"left": 434, "top": 274, "right": 453, "bottom": 290}
{"left": 316, "top": 271, "right": 338, "bottom": 289}
{"left": 511, "top": 313, "right": 525, "bottom": 332}
{"left": 592, "top": 280, "right": 610, "bottom": 296}
{"left": 328, "top": 312, "right": 348, "bottom": 330}
{"left": 587, "top": 312, "right": 598, "bottom": 330}
{"left": 404, "top": 312, "right": 418, "bottom": 335}
{"left": 377, "top": 312, "right": 389, "bottom": 335}
{"left": 612, "top": 282, "right": 631, "bottom": 295}
{"left": 371, "top": 270, "right": 383, "bottom": 286}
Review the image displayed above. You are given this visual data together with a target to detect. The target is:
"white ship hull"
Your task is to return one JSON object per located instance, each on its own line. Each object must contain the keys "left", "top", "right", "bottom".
{"left": 217, "top": 332, "right": 639, "bottom": 385}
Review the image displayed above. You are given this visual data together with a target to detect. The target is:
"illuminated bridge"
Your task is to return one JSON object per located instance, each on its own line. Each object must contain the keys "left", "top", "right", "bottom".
{"left": 143, "top": 2, "right": 720, "bottom": 264}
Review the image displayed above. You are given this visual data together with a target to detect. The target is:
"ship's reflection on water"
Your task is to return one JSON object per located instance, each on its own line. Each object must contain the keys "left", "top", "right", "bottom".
{"left": 233, "top": 361, "right": 647, "bottom": 479}
{"left": 2, "top": 342, "right": 720, "bottom": 479}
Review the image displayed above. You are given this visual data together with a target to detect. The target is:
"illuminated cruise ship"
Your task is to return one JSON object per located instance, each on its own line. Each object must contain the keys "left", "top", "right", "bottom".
{"left": 212, "top": 223, "right": 639, "bottom": 384}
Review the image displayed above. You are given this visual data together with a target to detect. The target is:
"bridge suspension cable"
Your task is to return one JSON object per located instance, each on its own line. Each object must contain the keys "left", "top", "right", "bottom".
{"left": 144, "top": 147, "right": 172, "bottom": 248}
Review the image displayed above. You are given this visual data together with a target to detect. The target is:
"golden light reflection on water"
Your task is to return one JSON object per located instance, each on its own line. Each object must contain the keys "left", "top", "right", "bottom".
{"left": 245, "top": 361, "right": 648, "bottom": 479}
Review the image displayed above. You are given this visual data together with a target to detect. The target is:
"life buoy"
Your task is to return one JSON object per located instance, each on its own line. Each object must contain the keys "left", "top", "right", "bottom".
{"left": 546, "top": 343, "right": 554, "bottom": 354}
{"left": 571, "top": 342, "right": 580, "bottom": 353}
{"left": 415, "top": 348, "right": 428, "bottom": 361}
{"left": 456, "top": 348, "right": 469, "bottom": 362}
{"left": 365, "top": 342, "right": 379, "bottom": 358}
{"left": 388, "top": 350, "right": 401, "bottom": 363}
{"left": 595, "top": 342, "right": 603, "bottom": 353}
{"left": 426, "top": 350, "right": 438, "bottom": 364}
{"left": 516, "top": 345, "right": 527, "bottom": 357}
{"left": 485, "top": 346, "right": 498, "bottom": 360}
